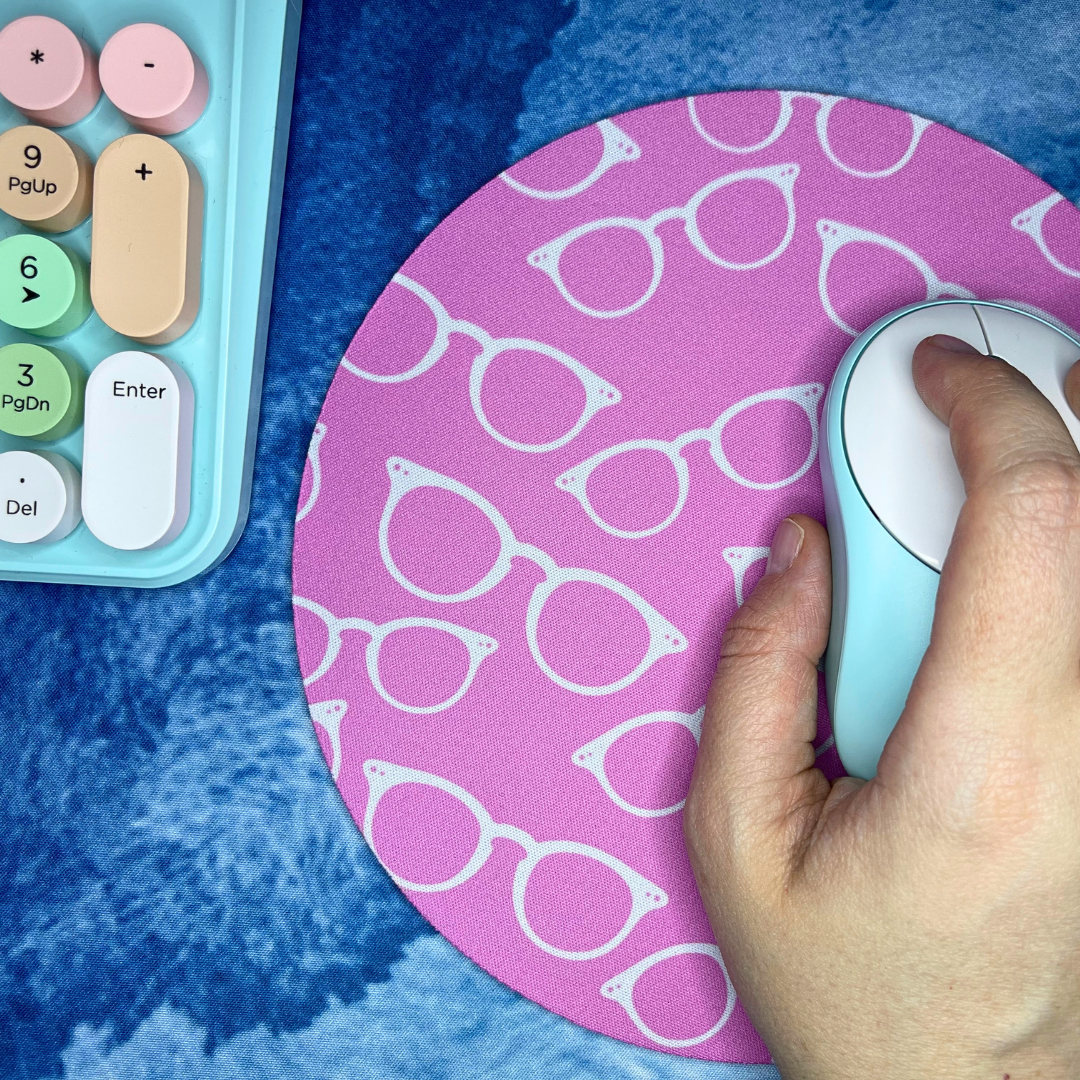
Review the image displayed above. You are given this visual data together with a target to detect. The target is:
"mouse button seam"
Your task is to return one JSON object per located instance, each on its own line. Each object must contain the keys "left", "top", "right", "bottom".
{"left": 971, "top": 303, "right": 993, "bottom": 355}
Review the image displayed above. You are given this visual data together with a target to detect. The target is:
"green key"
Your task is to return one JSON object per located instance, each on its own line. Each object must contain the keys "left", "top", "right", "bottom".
{"left": 0, "top": 342, "right": 84, "bottom": 440}
{"left": 0, "top": 234, "right": 90, "bottom": 338}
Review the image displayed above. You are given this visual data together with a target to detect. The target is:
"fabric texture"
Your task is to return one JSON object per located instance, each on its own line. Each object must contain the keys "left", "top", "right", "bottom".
{"left": 292, "top": 91, "right": 1080, "bottom": 1062}
{"left": 2, "top": 1, "right": 1079, "bottom": 1077}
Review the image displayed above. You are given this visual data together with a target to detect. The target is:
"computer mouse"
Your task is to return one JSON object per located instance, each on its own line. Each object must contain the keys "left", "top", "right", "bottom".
{"left": 820, "top": 299, "right": 1080, "bottom": 779}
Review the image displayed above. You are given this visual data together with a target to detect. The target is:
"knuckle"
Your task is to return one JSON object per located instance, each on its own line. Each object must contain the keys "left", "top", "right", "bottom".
{"left": 974, "top": 355, "right": 1032, "bottom": 396}
{"left": 989, "top": 456, "right": 1080, "bottom": 534}
{"left": 946, "top": 354, "right": 1024, "bottom": 412}
{"left": 721, "top": 595, "right": 821, "bottom": 669}
{"left": 721, "top": 592, "right": 782, "bottom": 659}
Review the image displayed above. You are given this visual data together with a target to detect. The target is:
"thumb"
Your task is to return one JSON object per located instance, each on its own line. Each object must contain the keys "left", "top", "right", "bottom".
{"left": 685, "top": 514, "right": 857, "bottom": 908}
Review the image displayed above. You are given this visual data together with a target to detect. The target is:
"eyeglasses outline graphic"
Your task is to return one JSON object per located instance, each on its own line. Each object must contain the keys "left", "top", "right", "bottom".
{"left": 341, "top": 275, "right": 621, "bottom": 453}
{"left": 293, "top": 594, "right": 499, "bottom": 714}
{"left": 555, "top": 383, "right": 825, "bottom": 539}
{"left": 1011, "top": 192, "right": 1080, "bottom": 279}
{"left": 601, "top": 942, "right": 737, "bottom": 1048}
{"left": 573, "top": 706, "right": 704, "bottom": 818}
{"left": 362, "top": 759, "right": 669, "bottom": 960}
{"left": 379, "top": 457, "right": 688, "bottom": 695}
{"left": 500, "top": 119, "right": 641, "bottom": 200}
{"left": 688, "top": 91, "right": 933, "bottom": 179}
{"left": 526, "top": 162, "right": 800, "bottom": 319}
{"left": 296, "top": 421, "right": 327, "bottom": 523}
{"left": 817, "top": 219, "right": 975, "bottom": 337}
{"left": 310, "top": 699, "right": 347, "bottom": 780}
{"left": 722, "top": 546, "right": 770, "bottom": 606}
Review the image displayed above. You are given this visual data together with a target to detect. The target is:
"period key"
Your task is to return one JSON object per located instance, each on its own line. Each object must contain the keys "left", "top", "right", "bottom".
{"left": 90, "top": 134, "right": 203, "bottom": 345}
{"left": 81, "top": 351, "right": 194, "bottom": 550}
{"left": 0, "top": 449, "right": 81, "bottom": 544}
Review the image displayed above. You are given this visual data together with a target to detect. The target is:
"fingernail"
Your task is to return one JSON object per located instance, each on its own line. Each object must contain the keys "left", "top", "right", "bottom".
{"left": 928, "top": 334, "right": 979, "bottom": 354}
{"left": 765, "top": 517, "right": 804, "bottom": 576}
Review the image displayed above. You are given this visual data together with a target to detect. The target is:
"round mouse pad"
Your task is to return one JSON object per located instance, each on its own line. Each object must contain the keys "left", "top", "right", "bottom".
{"left": 292, "top": 92, "right": 1080, "bottom": 1062}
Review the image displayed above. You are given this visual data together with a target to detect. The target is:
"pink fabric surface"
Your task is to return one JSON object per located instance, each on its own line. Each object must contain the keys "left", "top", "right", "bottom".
{"left": 291, "top": 92, "right": 1080, "bottom": 1062}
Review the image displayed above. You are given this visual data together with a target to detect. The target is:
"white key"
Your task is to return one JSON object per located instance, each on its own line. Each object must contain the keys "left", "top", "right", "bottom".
{"left": 81, "top": 350, "right": 194, "bottom": 550}
{"left": 0, "top": 449, "right": 80, "bottom": 543}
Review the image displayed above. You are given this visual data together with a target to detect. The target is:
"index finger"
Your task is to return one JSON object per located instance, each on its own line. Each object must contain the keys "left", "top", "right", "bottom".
{"left": 911, "top": 334, "right": 1080, "bottom": 692}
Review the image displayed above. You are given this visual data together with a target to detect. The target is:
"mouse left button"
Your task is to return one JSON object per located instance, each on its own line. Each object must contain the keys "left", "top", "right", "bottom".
{"left": 843, "top": 303, "right": 986, "bottom": 570}
{"left": 0, "top": 448, "right": 81, "bottom": 544}
{"left": 0, "top": 16, "right": 101, "bottom": 128}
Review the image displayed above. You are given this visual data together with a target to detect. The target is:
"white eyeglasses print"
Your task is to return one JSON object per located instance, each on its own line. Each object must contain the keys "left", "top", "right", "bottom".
{"left": 722, "top": 546, "right": 770, "bottom": 606}
{"left": 1011, "top": 193, "right": 1080, "bottom": 279}
{"left": 526, "top": 163, "right": 800, "bottom": 319}
{"left": 362, "top": 759, "right": 668, "bottom": 960}
{"left": 500, "top": 119, "right": 641, "bottom": 200}
{"left": 555, "top": 383, "right": 825, "bottom": 539}
{"left": 573, "top": 707, "right": 704, "bottom": 818}
{"left": 817, "top": 219, "right": 975, "bottom": 337}
{"left": 341, "top": 275, "right": 620, "bottom": 453}
{"left": 601, "top": 943, "right": 737, "bottom": 1048}
{"left": 293, "top": 594, "right": 498, "bottom": 714}
{"left": 296, "top": 421, "right": 327, "bottom": 523}
{"left": 380, "top": 457, "right": 687, "bottom": 695}
{"left": 688, "top": 91, "right": 932, "bottom": 179}
{"left": 309, "top": 699, "right": 347, "bottom": 780}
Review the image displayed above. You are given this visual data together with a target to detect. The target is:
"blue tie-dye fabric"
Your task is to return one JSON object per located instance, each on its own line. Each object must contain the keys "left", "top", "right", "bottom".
{"left": 1, "top": 1, "right": 1076, "bottom": 1076}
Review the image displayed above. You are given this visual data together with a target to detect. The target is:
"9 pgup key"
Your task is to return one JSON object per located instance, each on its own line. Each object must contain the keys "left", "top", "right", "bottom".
{"left": 0, "top": 126, "right": 93, "bottom": 233}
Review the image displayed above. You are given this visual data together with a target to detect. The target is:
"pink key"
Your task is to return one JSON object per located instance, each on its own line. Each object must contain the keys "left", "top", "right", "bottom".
{"left": 0, "top": 16, "right": 102, "bottom": 128}
{"left": 99, "top": 24, "right": 209, "bottom": 137}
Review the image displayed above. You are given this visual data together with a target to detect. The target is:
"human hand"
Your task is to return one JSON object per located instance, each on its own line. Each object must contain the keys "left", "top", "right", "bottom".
{"left": 684, "top": 334, "right": 1080, "bottom": 1079}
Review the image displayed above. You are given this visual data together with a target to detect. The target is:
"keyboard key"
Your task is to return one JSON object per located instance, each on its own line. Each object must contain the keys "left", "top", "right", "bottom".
{"left": 0, "top": 125, "right": 93, "bottom": 233}
{"left": 90, "top": 134, "right": 203, "bottom": 345}
{"left": 81, "top": 351, "right": 194, "bottom": 550}
{"left": 0, "top": 342, "right": 84, "bottom": 439}
{"left": 99, "top": 23, "right": 208, "bottom": 136}
{"left": 0, "top": 16, "right": 102, "bottom": 128}
{"left": 0, "top": 233, "right": 91, "bottom": 337}
{"left": 0, "top": 448, "right": 81, "bottom": 543}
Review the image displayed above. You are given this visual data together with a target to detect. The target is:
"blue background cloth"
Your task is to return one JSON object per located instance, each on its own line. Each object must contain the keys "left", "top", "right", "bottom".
{"left": 1, "top": 1, "right": 1077, "bottom": 1076}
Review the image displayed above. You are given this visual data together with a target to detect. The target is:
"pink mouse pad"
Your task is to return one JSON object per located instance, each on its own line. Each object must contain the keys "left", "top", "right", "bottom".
{"left": 291, "top": 92, "right": 1080, "bottom": 1062}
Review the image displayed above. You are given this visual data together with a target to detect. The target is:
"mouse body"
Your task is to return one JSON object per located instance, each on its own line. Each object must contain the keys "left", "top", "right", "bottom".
{"left": 821, "top": 299, "right": 1080, "bottom": 779}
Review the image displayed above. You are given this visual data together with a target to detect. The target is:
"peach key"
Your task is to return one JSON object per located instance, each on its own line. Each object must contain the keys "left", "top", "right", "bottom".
{"left": 0, "top": 16, "right": 101, "bottom": 128}
{"left": 91, "top": 134, "right": 203, "bottom": 345}
{"left": 0, "top": 126, "right": 93, "bottom": 233}
{"left": 99, "top": 24, "right": 209, "bottom": 136}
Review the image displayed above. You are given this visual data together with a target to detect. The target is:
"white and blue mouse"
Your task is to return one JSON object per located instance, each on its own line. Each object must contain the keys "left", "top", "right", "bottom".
{"left": 820, "top": 299, "right": 1080, "bottom": 780}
